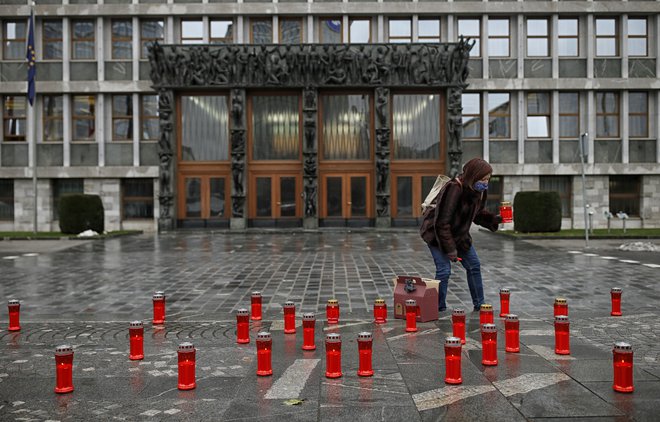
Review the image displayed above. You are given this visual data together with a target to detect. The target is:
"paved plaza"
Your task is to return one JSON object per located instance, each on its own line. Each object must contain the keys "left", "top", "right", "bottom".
{"left": 0, "top": 230, "right": 659, "bottom": 421}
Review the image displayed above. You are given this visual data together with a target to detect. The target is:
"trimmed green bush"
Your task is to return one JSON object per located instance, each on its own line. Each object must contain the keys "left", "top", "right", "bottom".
{"left": 58, "top": 194, "right": 105, "bottom": 235}
{"left": 513, "top": 191, "right": 562, "bottom": 233}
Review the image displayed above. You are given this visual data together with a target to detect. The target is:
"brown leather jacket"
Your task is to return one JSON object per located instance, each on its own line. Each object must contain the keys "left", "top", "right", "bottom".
{"left": 433, "top": 179, "right": 500, "bottom": 255}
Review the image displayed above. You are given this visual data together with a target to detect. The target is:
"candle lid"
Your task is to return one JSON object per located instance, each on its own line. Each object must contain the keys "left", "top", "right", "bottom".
{"left": 505, "top": 314, "right": 519, "bottom": 321}
{"left": 8, "top": 299, "right": 20, "bottom": 306}
{"left": 374, "top": 298, "right": 385, "bottom": 305}
{"left": 178, "top": 342, "right": 194, "bottom": 352}
{"left": 129, "top": 320, "right": 143, "bottom": 328}
{"left": 325, "top": 333, "right": 341, "bottom": 342}
{"left": 302, "top": 312, "right": 316, "bottom": 321}
{"left": 555, "top": 315, "right": 569, "bottom": 323}
{"left": 55, "top": 344, "right": 73, "bottom": 355}
{"left": 257, "top": 331, "right": 271, "bottom": 341}
{"left": 480, "top": 304, "right": 493, "bottom": 311}
{"left": 481, "top": 323, "right": 497, "bottom": 332}
{"left": 452, "top": 308, "right": 465, "bottom": 316}
{"left": 445, "top": 336, "right": 462, "bottom": 346}
{"left": 283, "top": 301, "right": 295, "bottom": 308}
{"left": 611, "top": 287, "right": 622, "bottom": 293}
{"left": 614, "top": 341, "right": 632, "bottom": 352}
{"left": 555, "top": 297, "right": 567, "bottom": 305}
{"left": 501, "top": 201, "right": 511, "bottom": 206}
{"left": 405, "top": 299, "right": 417, "bottom": 306}
{"left": 153, "top": 292, "right": 165, "bottom": 300}
{"left": 236, "top": 308, "right": 249, "bottom": 317}
{"left": 327, "top": 299, "right": 338, "bottom": 306}
{"left": 252, "top": 291, "right": 262, "bottom": 297}
{"left": 357, "top": 332, "right": 372, "bottom": 341}
{"left": 499, "top": 288, "right": 510, "bottom": 294}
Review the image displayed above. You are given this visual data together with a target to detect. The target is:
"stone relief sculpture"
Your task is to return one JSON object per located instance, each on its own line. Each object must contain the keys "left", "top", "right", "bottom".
{"left": 302, "top": 88, "right": 318, "bottom": 218}
{"left": 157, "top": 90, "right": 174, "bottom": 222}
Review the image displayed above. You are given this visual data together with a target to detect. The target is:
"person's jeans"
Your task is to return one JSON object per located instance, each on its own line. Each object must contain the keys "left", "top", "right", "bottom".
{"left": 428, "top": 244, "right": 485, "bottom": 311}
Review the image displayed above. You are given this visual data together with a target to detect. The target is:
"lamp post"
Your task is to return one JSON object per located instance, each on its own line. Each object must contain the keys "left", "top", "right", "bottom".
{"left": 579, "top": 132, "right": 589, "bottom": 247}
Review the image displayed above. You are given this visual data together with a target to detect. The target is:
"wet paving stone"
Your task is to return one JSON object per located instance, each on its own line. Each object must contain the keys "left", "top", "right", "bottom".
{"left": 0, "top": 231, "right": 659, "bottom": 420}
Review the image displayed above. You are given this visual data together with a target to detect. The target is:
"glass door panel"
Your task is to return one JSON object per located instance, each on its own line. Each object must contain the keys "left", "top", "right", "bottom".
{"left": 326, "top": 177, "right": 343, "bottom": 217}
{"left": 349, "top": 176, "right": 367, "bottom": 217}
{"left": 209, "top": 177, "right": 225, "bottom": 218}
{"left": 279, "top": 177, "right": 297, "bottom": 217}
{"left": 256, "top": 177, "right": 272, "bottom": 217}
{"left": 396, "top": 176, "right": 413, "bottom": 217}
{"left": 185, "top": 178, "right": 201, "bottom": 217}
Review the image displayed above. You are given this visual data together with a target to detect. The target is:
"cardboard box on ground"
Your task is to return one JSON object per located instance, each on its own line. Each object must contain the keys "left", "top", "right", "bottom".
{"left": 393, "top": 276, "right": 439, "bottom": 322}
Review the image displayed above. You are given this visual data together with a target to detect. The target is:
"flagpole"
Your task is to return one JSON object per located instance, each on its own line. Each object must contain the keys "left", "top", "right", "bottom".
{"left": 27, "top": 3, "right": 37, "bottom": 234}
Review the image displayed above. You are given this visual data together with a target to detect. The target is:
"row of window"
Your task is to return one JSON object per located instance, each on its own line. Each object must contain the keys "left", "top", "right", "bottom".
{"left": 2, "top": 94, "right": 158, "bottom": 142}
{"left": 0, "top": 16, "right": 651, "bottom": 61}
{"left": 462, "top": 91, "right": 651, "bottom": 140}
{"left": 1, "top": 90, "right": 652, "bottom": 144}
{"left": 0, "top": 175, "right": 642, "bottom": 222}
{"left": 0, "top": 178, "right": 153, "bottom": 221}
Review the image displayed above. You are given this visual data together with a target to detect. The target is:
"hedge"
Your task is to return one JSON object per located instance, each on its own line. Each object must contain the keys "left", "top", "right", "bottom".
{"left": 58, "top": 194, "right": 105, "bottom": 235}
{"left": 513, "top": 191, "right": 562, "bottom": 233}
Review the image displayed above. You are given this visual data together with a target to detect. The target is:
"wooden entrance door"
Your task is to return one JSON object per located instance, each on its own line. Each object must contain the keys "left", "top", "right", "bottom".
{"left": 249, "top": 170, "right": 302, "bottom": 226}
{"left": 320, "top": 173, "right": 372, "bottom": 224}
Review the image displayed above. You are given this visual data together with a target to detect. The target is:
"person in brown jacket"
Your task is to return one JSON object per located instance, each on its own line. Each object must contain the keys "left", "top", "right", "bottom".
{"left": 429, "top": 158, "right": 501, "bottom": 311}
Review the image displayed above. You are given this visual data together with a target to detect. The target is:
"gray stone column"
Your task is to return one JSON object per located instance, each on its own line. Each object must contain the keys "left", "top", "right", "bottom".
{"left": 230, "top": 88, "right": 247, "bottom": 229}
{"left": 302, "top": 88, "right": 318, "bottom": 229}
{"left": 157, "top": 90, "right": 175, "bottom": 231}
{"left": 375, "top": 86, "right": 391, "bottom": 228}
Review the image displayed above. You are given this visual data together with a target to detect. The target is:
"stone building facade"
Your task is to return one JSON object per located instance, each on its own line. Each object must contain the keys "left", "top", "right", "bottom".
{"left": 0, "top": 0, "right": 659, "bottom": 232}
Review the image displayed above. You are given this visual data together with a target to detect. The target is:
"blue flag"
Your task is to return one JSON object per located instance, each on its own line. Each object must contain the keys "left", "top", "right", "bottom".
{"left": 26, "top": 10, "right": 36, "bottom": 106}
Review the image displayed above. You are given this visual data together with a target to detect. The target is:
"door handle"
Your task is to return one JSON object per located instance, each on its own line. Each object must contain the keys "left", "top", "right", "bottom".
{"left": 347, "top": 202, "right": 352, "bottom": 205}
{"left": 276, "top": 202, "right": 281, "bottom": 205}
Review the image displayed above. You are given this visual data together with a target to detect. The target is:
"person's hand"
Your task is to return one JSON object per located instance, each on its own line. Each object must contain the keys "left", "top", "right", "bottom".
{"left": 448, "top": 252, "right": 459, "bottom": 262}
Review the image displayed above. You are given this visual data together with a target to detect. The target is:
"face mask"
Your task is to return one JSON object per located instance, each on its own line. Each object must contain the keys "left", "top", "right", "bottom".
{"left": 474, "top": 181, "right": 488, "bottom": 192}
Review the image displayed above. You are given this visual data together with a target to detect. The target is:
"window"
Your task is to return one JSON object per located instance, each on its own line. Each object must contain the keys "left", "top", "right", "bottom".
{"left": 596, "top": 18, "right": 617, "bottom": 57}
{"left": 71, "top": 20, "right": 95, "bottom": 60}
{"left": 629, "top": 92, "right": 648, "bottom": 138}
{"left": 458, "top": 18, "right": 480, "bottom": 57}
{"left": 251, "top": 19, "right": 272, "bottom": 44}
{"left": 488, "top": 19, "right": 509, "bottom": 57}
{"left": 122, "top": 179, "right": 154, "bottom": 219}
{"left": 181, "top": 95, "right": 229, "bottom": 161}
{"left": 596, "top": 92, "right": 619, "bottom": 138}
{"left": 488, "top": 93, "right": 510, "bottom": 138}
{"left": 279, "top": 18, "right": 303, "bottom": 44}
{"left": 527, "top": 19, "right": 549, "bottom": 57}
{"left": 43, "top": 95, "right": 64, "bottom": 142}
{"left": 112, "top": 95, "right": 133, "bottom": 141}
{"left": 558, "top": 18, "right": 578, "bottom": 56}
{"left": 72, "top": 95, "right": 96, "bottom": 141}
{"left": 628, "top": 18, "right": 647, "bottom": 57}
{"left": 559, "top": 92, "right": 579, "bottom": 138}
{"left": 462, "top": 93, "right": 481, "bottom": 139}
{"left": 527, "top": 92, "right": 551, "bottom": 138}
{"left": 349, "top": 19, "right": 370, "bottom": 43}
{"left": 3, "top": 21, "right": 26, "bottom": 60}
{"left": 320, "top": 18, "right": 342, "bottom": 43}
{"left": 321, "top": 94, "right": 371, "bottom": 160}
{"left": 43, "top": 20, "right": 63, "bottom": 60}
{"left": 0, "top": 179, "right": 13, "bottom": 221}
{"left": 252, "top": 95, "right": 300, "bottom": 160}
{"left": 3, "top": 96, "right": 26, "bottom": 141}
{"left": 181, "top": 20, "right": 203, "bottom": 44}
{"left": 210, "top": 19, "right": 233, "bottom": 44}
{"left": 52, "top": 179, "right": 84, "bottom": 220}
{"left": 111, "top": 19, "right": 132, "bottom": 60}
{"left": 141, "top": 20, "right": 164, "bottom": 59}
{"left": 484, "top": 176, "right": 503, "bottom": 214}
{"left": 388, "top": 19, "right": 411, "bottom": 43}
{"left": 609, "top": 176, "right": 640, "bottom": 217}
{"left": 540, "top": 176, "right": 572, "bottom": 218}
{"left": 141, "top": 95, "right": 159, "bottom": 141}
{"left": 392, "top": 94, "right": 440, "bottom": 159}
{"left": 418, "top": 19, "right": 440, "bottom": 43}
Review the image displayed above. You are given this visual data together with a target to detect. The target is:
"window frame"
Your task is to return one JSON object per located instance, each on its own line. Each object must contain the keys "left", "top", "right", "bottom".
{"left": 628, "top": 91, "right": 648, "bottom": 139}
{"left": 250, "top": 18, "right": 273, "bottom": 44}
{"left": 111, "top": 19, "right": 132, "bottom": 60}
{"left": 43, "top": 95, "right": 64, "bottom": 142}
{"left": 0, "top": 179, "right": 14, "bottom": 221}
{"left": 388, "top": 18, "right": 412, "bottom": 44}
{"left": 458, "top": 18, "right": 481, "bottom": 57}
{"left": 488, "top": 92, "right": 511, "bottom": 139}
{"left": 526, "top": 18, "right": 549, "bottom": 57}
{"left": 72, "top": 95, "right": 96, "bottom": 142}
{"left": 140, "top": 94, "right": 159, "bottom": 142}
{"left": 627, "top": 17, "right": 647, "bottom": 57}
{"left": 43, "top": 19, "right": 63, "bottom": 61}
{"left": 122, "top": 179, "right": 154, "bottom": 220}
{"left": 349, "top": 18, "right": 371, "bottom": 43}
{"left": 461, "top": 92, "right": 482, "bottom": 140}
{"left": 210, "top": 18, "right": 234, "bottom": 44}
{"left": 418, "top": 18, "right": 440, "bottom": 43}
{"left": 558, "top": 17, "right": 579, "bottom": 57}
{"left": 526, "top": 92, "right": 551, "bottom": 139}
{"left": 278, "top": 17, "right": 303, "bottom": 44}
{"left": 488, "top": 18, "right": 510, "bottom": 58}
{"left": 181, "top": 19, "right": 204, "bottom": 44}
{"left": 558, "top": 92, "right": 580, "bottom": 139}
{"left": 596, "top": 91, "right": 620, "bottom": 139}
{"left": 2, "top": 20, "right": 26, "bottom": 61}
{"left": 609, "top": 175, "right": 640, "bottom": 217}
{"left": 112, "top": 94, "right": 133, "bottom": 141}
{"left": 596, "top": 18, "right": 618, "bottom": 57}
{"left": 319, "top": 17, "right": 342, "bottom": 44}
{"left": 71, "top": 19, "right": 96, "bottom": 60}
{"left": 140, "top": 19, "right": 164, "bottom": 59}
{"left": 3, "top": 95, "right": 26, "bottom": 142}
{"left": 539, "top": 176, "right": 572, "bottom": 218}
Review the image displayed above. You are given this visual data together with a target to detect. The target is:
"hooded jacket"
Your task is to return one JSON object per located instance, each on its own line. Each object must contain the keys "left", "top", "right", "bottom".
{"left": 433, "top": 158, "right": 501, "bottom": 256}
